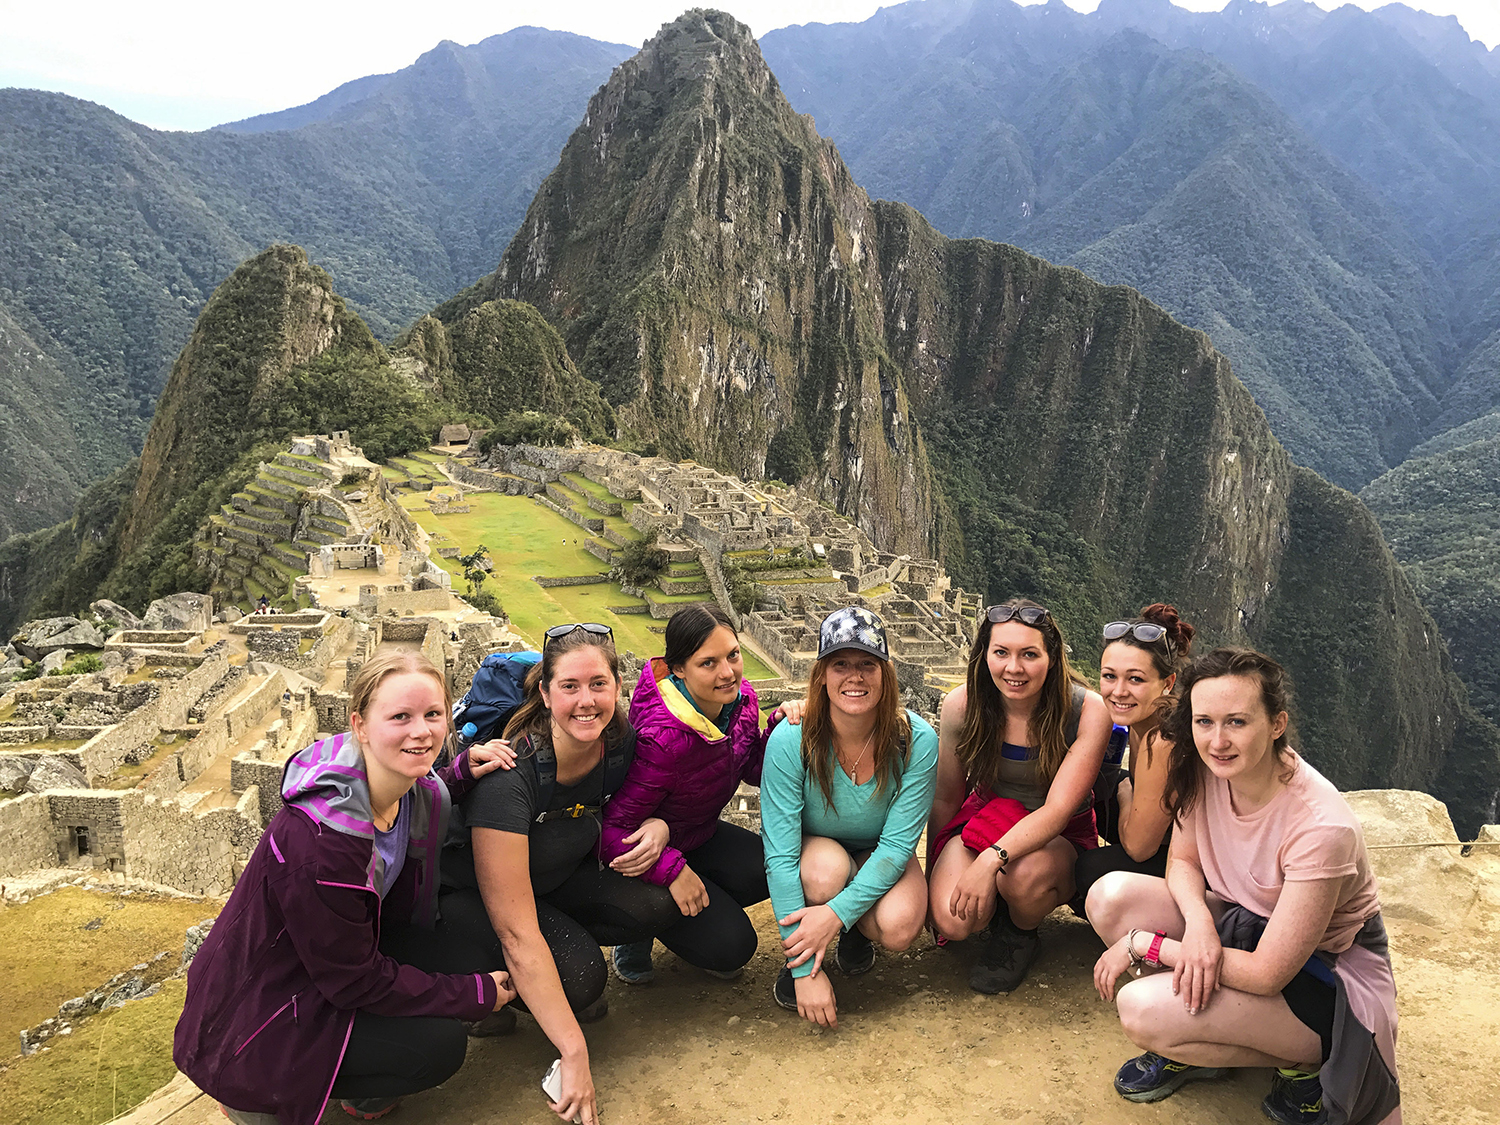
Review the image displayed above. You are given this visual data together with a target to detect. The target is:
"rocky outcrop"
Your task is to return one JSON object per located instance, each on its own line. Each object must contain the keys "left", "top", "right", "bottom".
{"left": 90, "top": 599, "right": 143, "bottom": 630}
{"left": 142, "top": 593, "right": 214, "bottom": 634}
{"left": 10, "top": 616, "right": 105, "bottom": 659}
{"left": 26, "top": 756, "right": 89, "bottom": 793}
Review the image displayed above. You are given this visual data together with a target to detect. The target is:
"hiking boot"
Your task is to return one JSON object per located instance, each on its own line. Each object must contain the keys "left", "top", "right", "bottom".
{"left": 340, "top": 1099, "right": 400, "bottom": 1121}
{"left": 835, "top": 926, "right": 876, "bottom": 975}
{"left": 465, "top": 1007, "right": 517, "bottom": 1037}
{"left": 1262, "top": 1069, "right": 1327, "bottom": 1124}
{"left": 773, "top": 965, "right": 798, "bottom": 1012}
{"left": 1113, "top": 1052, "right": 1225, "bottom": 1102}
{"left": 611, "top": 940, "right": 655, "bottom": 984}
{"left": 967, "top": 916, "right": 1039, "bottom": 994}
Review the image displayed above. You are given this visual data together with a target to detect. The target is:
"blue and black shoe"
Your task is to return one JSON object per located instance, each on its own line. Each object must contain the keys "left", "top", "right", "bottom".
{"left": 1113, "top": 1051, "right": 1225, "bottom": 1102}
{"left": 611, "top": 940, "right": 655, "bottom": 984}
{"left": 1262, "top": 1068, "right": 1327, "bottom": 1124}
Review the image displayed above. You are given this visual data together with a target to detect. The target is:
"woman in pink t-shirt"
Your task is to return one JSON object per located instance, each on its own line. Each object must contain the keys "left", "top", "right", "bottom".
{"left": 1091, "top": 648, "right": 1399, "bottom": 1125}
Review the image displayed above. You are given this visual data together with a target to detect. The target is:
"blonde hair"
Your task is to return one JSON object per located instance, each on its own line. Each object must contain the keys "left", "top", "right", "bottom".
{"left": 348, "top": 648, "right": 451, "bottom": 739}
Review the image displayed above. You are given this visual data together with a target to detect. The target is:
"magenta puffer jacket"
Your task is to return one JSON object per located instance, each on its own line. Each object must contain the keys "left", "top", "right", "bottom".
{"left": 600, "top": 658, "right": 772, "bottom": 885}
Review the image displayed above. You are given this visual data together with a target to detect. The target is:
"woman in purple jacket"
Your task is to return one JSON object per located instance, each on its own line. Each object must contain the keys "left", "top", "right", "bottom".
{"left": 174, "top": 649, "right": 515, "bottom": 1125}
{"left": 602, "top": 604, "right": 800, "bottom": 984}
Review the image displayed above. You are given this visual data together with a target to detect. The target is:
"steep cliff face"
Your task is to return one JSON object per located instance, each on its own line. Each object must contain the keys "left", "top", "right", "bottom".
{"left": 119, "top": 245, "right": 379, "bottom": 556}
{"left": 429, "top": 9, "right": 1495, "bottom": 827}
{"left": 436, "top": 9, "right": 937, "bottom": 554}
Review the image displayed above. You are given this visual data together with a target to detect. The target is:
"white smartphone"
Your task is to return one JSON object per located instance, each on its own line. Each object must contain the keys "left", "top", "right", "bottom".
{"left": 541, "top": 1059, "right": 582, "bottom": 1123}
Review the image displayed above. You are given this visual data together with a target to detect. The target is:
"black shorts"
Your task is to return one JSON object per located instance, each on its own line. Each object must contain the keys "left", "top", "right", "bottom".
{"left": 1282, "top": 961, "right": 1336, "bottom": 1062}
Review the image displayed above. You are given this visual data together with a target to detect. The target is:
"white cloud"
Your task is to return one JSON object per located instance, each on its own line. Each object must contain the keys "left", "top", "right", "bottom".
{"left": 0, "top": 0, "right": 1495, "bottom": 131}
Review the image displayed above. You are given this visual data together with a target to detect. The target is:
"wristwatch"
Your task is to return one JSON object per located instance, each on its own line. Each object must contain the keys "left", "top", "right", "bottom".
{"left": 990, "top": 843, "right": 1009, "bottom": 873}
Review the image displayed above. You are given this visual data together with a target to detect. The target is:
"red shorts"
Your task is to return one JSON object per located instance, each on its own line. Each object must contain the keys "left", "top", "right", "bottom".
{"left": 932, "top": 790, "right": 1099, "bottom": 859}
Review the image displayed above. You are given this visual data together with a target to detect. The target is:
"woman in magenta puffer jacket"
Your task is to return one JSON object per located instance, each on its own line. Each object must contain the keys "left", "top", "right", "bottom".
{"left": 600, "top": 604, "right": 800, "bottom": 984}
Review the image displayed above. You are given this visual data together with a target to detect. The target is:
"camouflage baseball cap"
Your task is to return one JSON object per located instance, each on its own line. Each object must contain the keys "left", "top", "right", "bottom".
{"left": 818, "top": 606, "right": 889, "bottom": 661}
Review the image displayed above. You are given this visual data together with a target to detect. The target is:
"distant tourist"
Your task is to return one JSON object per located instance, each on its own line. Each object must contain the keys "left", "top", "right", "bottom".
{"left": 174, "top": 649, "right": 516, "bottom": 1125}
{"left": 603, "top": 604, "right": 804, "bottom": 985}
{"left": 1091, "top": 647, "right": 1398, "bottom": 1124}
{"left": 1073, "top": 604, "right": 1196, "bottom": 913}
{"left": 760, "top": 607, "right": 938, "bottom": 1027}
{"left": 438, "top": 623, "right": 660, "bottom": 1125}
{"left": 927, "top": 599, "right": 1110, "bottom": 993}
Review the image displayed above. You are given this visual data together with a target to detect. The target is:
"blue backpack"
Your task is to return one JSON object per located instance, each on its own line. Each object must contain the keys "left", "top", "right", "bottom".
{"left": 453, "top": 649, "right": 542, "bottom": 745}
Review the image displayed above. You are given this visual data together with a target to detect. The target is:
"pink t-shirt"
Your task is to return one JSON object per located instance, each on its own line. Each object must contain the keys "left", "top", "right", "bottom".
{"left": 1180, "top": 750, "right": 1380, "bottom": 953}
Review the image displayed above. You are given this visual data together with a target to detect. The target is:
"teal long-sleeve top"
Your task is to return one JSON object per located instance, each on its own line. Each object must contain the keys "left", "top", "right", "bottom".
{"left": 760, "top": 711, "right": 939, "bottom": 978}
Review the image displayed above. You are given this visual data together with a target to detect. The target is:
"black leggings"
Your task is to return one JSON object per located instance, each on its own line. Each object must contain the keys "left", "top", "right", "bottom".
{"left": 328, "top": 924, "right": 481, "bottom": 1101}
{"left": 439, "top": 820, "right": 769, "bottom": 999}
{"left": 1071, "top": 840, "right": 1170, "bottom": 916}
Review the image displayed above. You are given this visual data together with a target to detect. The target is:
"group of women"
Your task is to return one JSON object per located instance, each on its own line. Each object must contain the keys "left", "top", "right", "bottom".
{"left": 176, "top": 597, "right": 1400, "bottom": 1125}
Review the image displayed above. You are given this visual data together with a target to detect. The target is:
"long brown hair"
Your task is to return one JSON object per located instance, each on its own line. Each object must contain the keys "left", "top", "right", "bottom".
{"left": 1105, "top": 602, "right": 1196, "bottom": 771}
{"left": 502, "top": 628, "right": 628, "bottom": 748}
{"left": 1161, "top": 646, "right": 1296, "bottom": 821}
{"left": 800, "top": 652, "right": 911, "bottom": 809}
{"left": 955, "top": 598, "right": 1085, "bottom": 793}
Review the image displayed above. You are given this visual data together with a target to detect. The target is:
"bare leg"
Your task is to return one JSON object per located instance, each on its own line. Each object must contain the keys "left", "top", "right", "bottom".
{"left": 1086, "top": 871, "right": 1183, "bottom": 945}
{"left": 799, "top": 835, "right": 855, "bottom": 905}
{"left": 928, "top": 837, "right": 996, "bottom": 941}
{"left": 999, "top": 837, "right": 1078, "bottom": 929}
{"left": 854, "top": 855, "right": 928, "bottom": 951}
{"left": 1117, "top": 973, "right": 1322, "bottom": 1070}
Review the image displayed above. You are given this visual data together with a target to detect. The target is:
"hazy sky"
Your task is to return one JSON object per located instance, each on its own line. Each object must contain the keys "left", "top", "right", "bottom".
{"left": 2, "top": 0, "right": 1497, "bottom": 131}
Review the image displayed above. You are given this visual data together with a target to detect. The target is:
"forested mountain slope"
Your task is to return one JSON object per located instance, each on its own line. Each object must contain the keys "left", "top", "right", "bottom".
{"left": 455, "top": 9, "right": 1499, "bottom": 831}
{"left": 0, "top": 28, "right": 628, "bottom": 539}
{"left": 761, "top": 0, "right": 1500, "bottom": 487}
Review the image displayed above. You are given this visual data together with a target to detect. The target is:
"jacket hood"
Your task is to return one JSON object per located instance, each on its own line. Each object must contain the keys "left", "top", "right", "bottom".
{"left": 643, "top": 657, "right": 736, "bottom": 743}
{"left": 281, "top": 731, "right": 379, "bottom": 838}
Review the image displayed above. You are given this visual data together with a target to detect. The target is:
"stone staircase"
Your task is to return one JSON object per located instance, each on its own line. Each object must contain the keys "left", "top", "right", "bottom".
{"left": 201, "top": 452, "right": 352, "bottom": 611}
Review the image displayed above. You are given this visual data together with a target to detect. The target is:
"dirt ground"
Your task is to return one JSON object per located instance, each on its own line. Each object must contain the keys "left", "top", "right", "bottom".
{"left": 119, "top": 898, "right": 1498, "bottom": 1125}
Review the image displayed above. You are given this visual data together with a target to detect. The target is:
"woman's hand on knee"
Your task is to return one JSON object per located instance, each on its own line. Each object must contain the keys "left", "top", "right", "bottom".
{"left": 1173, "top": 922, "right": 1222, "bottom": 1015}
{"left": 1093, "top": 936, "right": 1134, "bottom": 1003}
{"left": 794, "top": 972, "right": 838, "bottom": 1029}
{"left": 611, "top": 818, "right": 670, "bottom": 877}
{"left": 779, "top": 904, "right": 843, "bottom": 973}
{"left": 489, "top": 970, "right": 517, "bottom": 1010}
{"left": 669, "top": 865, "right": 710, "bottom": 916}
{"left": 948, "top": 852, "right": 999, "bottom": 922}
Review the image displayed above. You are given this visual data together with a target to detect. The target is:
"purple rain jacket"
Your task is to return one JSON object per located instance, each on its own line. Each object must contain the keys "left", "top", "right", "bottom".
{"left": 599, "top": 657, "right": 774, "bottom": 885}
{"left": 173, "top": 732, "right": 498, "bottom": 1125}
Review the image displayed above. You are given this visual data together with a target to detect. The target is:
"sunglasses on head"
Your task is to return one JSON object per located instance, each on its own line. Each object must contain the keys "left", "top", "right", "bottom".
{"left": 543, "top": 622, "right": 613, "bottom": 650}
{"left": 1102, "top": 620, "right": 1168, "bottom": 645}
{"left": 986, "top": 604, "right": 1051, "bottom": 627}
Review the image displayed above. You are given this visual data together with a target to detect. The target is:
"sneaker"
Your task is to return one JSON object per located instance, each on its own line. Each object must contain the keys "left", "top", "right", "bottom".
{"left": 703, "top": 965, "right": 744, "bottom": 981}
{"left": 773, "top": 965, "right": 798, "bottom": 1012}
{"left": 611, "top": 940, "right": 655, "bottom": 984}
{"left": 465, "top": 1007, "right": 517, "bottom": 1037}
{"left": 340, "top": 1098, "right": 400, "bottom": 1121}
{"left": 576, "top": 996, "right": 609, "bottom": 1023}
{"left": 967, "top": 917, "right": 1040, "bottom": 994}
{"left": 1113, "top": 1052, "right": 1225, "bottom": 1103}
{"left": 1262, "top": 1069, "right": 1327, "bottom": 1124}
{"left": 835, "top": 926, "right": 876, "bottom": 976}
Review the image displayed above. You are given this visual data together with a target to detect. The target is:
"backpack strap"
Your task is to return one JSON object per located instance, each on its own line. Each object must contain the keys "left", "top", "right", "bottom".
{"left": 527, "top": 727, "right": 634, "bottom": 823}
{"left": 1065, "top": 682, "right": 1087, "bottom": 746}
{"left": 528, "top": 735, "right": 558, "bottom": 820}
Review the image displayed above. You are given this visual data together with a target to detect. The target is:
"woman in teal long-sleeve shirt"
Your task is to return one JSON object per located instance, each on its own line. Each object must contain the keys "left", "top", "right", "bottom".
{"left": 761, "top": 607, "right": 939, "bottom": 1027}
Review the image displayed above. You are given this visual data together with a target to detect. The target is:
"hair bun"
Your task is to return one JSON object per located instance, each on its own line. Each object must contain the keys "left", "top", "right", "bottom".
{"left": 1140, "top": 602, "right": 1195, "bottom": 655}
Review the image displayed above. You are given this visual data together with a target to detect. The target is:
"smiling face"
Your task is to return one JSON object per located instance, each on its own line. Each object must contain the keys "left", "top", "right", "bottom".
{"left": 824, "top": 649, "right": 883, "bottom": 719}
{"left": 1099, "top": 640, "right": 1174, "bottom": 728}
{"left": 672, "top": 624, "right": 743, "bottom": 718}
{"left": 541, "top": 646, "right": 619, "bottom": 747}
{"left": 1190, "top": 673, "right": 1288, "bottom": 788}
{"left": 349, "top": 671, "right": 448, "bottom": 785}
{"left": 986, "top": 621, "right": 1051, "bottom": 706}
